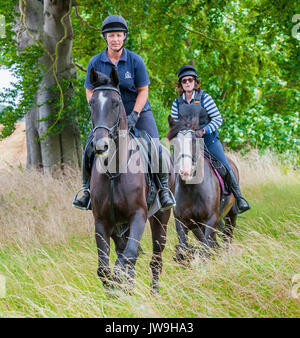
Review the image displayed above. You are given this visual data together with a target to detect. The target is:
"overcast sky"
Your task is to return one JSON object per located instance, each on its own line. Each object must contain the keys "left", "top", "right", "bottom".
{"left": 0, "top": 68, "right": 16, "bottom": 92}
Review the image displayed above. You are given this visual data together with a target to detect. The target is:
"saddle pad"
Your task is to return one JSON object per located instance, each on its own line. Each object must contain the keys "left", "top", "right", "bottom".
{"left": 204, "top": 154, "right": 228, "bottom": 195}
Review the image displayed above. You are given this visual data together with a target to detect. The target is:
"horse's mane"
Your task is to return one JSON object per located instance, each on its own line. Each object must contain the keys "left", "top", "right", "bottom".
{"left": 167, "top": 119, "right": 189, "bottom": 140}
{"left": 167, "top": 109, "right": 199, "bottom": 140}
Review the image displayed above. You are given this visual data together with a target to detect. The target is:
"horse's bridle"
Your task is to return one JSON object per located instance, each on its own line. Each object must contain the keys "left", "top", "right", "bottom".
{"left": 175, "top": 129, "right": 197, "bottom": 165}
{"left": 91, "top": 86, "right": 122, "bottom": 140}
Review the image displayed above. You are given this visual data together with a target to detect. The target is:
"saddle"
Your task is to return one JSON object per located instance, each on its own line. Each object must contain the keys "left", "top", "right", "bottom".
{"left": 202, "top": 148, "right": 239, "bottom": 215}
{"left": 203, "top": 148, "right": 230, "bottom": 195}
{"left": 129, "top": 128, "right": 170, "bottom": 218}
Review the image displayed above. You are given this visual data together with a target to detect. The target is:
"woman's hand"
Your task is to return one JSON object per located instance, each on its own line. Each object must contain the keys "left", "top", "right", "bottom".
{"left": 195, "top": 128, "right": 206, "bottom": 138}
{"left": 127, "top": 110, "right": 139, "bottom": 129}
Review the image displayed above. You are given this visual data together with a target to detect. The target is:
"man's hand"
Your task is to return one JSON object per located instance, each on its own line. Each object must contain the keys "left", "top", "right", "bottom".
{"left": 127, "top": 110, "right": 139, "bottom": 129}
{"left": 195, "top": 128, "right": 205, "bottom": 138}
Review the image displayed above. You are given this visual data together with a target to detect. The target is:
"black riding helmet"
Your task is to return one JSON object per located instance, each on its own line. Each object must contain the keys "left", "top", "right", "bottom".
{"left": 101, "top": 15, "right": 128, "bottom": 52}
{"left": 101, "top": 15, "right": 128, "bottom": 34}
{"left": 177, "top": 65, "right": 198, "bottom": 82}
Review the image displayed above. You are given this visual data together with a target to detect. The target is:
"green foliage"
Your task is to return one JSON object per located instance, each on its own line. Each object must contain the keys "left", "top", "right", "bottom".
{"left": 0, "top": 0, "right": 299, "bottom": 158}
{"left": 0, "top": 1, "right": 43, "bottom": 137}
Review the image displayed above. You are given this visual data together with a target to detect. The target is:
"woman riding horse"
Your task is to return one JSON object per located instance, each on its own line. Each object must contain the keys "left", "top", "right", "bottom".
{"left": 167, "top": 113, "right": 239, "bottom": 258}
{"left": 87, "top": 67, "right": 174, "bottom": 292}
{"left": 171, "top": 65, "right": 250, "bottom": 213}
{"left": 73, "top": 15, "right": 174, "bottom": 211}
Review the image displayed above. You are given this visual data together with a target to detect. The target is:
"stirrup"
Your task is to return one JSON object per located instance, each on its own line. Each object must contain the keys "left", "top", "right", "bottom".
{"left": 158, "top": 187, "right": 176, "bottom": 210}
{"left": 72, "top": 187, "right": 91, "bottom": 210}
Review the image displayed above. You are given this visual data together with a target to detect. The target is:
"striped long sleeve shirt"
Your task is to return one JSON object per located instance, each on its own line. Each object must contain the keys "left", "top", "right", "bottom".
{"left": 171, "top": 91, "right": 223, "bottom": 134}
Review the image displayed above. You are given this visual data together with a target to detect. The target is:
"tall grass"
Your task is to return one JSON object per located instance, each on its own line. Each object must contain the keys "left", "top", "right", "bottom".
{"left": 0, "top": 150, "right": 299, "bottom": 317}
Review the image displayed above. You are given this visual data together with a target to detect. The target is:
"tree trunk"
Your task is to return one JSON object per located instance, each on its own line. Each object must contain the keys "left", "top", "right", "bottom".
{"left": 19, "top": 0, "right": 82, "bottom": 173}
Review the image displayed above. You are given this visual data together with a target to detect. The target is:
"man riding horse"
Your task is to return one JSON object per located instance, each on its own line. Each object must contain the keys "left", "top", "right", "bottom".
{"left": 73, "top": 15, "right": 175, "bottom": 211}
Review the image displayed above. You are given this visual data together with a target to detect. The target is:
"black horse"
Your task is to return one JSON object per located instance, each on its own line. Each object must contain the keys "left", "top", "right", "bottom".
{"left": 88, "top": 67, "right": 175, "bottom": 293}
{"left": 167, "top": 114, "right": 238, "bottom": 262}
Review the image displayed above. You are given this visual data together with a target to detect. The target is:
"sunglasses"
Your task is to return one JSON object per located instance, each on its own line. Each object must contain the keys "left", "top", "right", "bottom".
{"left": 181, "top": 77, "right": 195, "bottom": 84}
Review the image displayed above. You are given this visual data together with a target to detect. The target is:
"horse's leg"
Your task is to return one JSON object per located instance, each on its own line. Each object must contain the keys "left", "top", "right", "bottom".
{"left": 114, "top": 209, "right": 147, "bottom": 287}
{"left": 95, "top": 219, "right": 113, "bottom": 288}
{"left": 173, "top": 218, "right": 190, "bottom": 263}
{"left": 192, "top": 225, "right": 205, "bottom": 243}
{"left": 111, "top": 230, "right": 128, "bottom": 259}
{"left": 202, "top": 215, "right": 219, "bottom": 255}
{"left": 149, "top": 210, "right": 170, "bottom": 294}
{"left": 222, "top": 208, "right": 238, "bottom": 246}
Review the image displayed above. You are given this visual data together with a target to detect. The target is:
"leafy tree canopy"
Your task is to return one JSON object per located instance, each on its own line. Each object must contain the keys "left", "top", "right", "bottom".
{"left": 0, "top": 0, "right": 299, "bottom": 163}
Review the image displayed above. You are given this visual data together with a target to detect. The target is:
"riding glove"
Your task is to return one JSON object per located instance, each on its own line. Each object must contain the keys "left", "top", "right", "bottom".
{"left": 195, "top": 129, "right": 205, "bottom": 138}
{"left": 127, "top": 110, "right": 139, "bottom": 129}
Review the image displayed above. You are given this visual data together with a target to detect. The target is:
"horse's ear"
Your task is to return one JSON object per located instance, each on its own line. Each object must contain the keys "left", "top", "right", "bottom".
{"left": 168, "top": 115, "right": 175, "bottom": 128}
{"left": 90, "top": 68, "right": 99, "bottom": 87}
{"left": 110, "top": 67, "right": 119, "bottom": 88}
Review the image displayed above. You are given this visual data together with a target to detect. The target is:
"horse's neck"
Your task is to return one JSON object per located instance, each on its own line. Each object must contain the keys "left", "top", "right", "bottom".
{"left": 115, "top": 132, "right": 131, "bottom": 173}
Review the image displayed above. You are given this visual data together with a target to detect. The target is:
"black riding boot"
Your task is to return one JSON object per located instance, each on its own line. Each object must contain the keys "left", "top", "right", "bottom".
{"left": 156, "top": 146, "right": 175, "bottom": 210}
{"left": 226, "top": 169, "right": 250, "bottom": 213}
{"left": 72, "top": 140, "right": 93, "bottom": 210}
{"left": 157, "top": 173, "right": 175, "bottom": 211}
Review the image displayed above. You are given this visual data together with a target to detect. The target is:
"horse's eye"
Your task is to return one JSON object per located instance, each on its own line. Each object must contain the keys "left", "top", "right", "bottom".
{"left": 112, "top": 99, "right": 119, "bottom": 107}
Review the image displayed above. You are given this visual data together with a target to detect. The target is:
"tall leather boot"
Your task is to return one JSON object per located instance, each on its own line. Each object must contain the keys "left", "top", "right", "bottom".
{"left": 156, "top": 147, "right": 175, "bottom": 211}
{"left": 226, "top": 169, "right": 250, "bottom": 213}
{"left": 72, "top": 140, "right": 93, "bottom": 210}
{"left": 157, "top": 172, "right": 175, "bottom": 211}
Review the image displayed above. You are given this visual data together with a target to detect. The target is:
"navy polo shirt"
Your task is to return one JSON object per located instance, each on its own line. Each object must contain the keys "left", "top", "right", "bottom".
{"left": 84, "top": 48, "right": 151, "bottom": 115}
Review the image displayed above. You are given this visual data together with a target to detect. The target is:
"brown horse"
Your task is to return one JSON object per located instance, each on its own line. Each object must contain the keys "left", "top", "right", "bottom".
{"left": 88, "top": 67, "right": 174, "bottom": 293}
{"left": 167, "top": 114, "right": 238, "bottom": 262}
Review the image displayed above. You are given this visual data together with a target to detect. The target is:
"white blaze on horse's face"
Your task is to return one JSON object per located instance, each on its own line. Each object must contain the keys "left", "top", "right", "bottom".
{"left": 98, "top": 91, "right": 108, "bottom": 112}
{"left": 175, "top": 130, "right": 195, "bottom": 181}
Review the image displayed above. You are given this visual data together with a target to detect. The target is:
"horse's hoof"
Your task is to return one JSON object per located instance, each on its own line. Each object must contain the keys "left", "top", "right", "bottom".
{"left": 150, "top": 285, "right": 159, "bottom": 296}
{"left": 173, "top": 254, "right": 189, "bottom": 267}
{"left": 198, "top": 248, "right": 210, "bottom": 259}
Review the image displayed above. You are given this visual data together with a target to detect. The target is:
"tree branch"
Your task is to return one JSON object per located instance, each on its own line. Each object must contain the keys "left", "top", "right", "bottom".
{"left": 75, "top": 62, "right": 87, "bottom": 72}
{"left": 165, "top": 12, "right": 230, "bottom": 44}
{"left": 74, "top": 7, "right": 100, "bottom": 31}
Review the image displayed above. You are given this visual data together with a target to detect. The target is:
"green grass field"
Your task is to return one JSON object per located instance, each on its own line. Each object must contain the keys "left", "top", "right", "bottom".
{"left": 0, "top": 150, "right": 299, "bottom": 317}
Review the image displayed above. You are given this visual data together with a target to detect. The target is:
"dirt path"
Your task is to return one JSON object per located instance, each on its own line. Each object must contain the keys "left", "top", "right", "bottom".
{"left": 0, "top": 122, "right": 26, "bottom": 169}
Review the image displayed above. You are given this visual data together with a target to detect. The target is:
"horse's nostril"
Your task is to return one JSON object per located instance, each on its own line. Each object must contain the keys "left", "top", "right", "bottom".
{"left": 95, "top": 139, "right": 109, "bottom": 153}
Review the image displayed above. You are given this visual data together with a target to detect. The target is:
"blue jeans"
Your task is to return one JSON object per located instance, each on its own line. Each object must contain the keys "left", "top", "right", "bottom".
{"left": 136, "top": 110, "right": 159, "bottom": 139}
{"left": 204, "top": 132, "right": 232, "bottom": 171}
